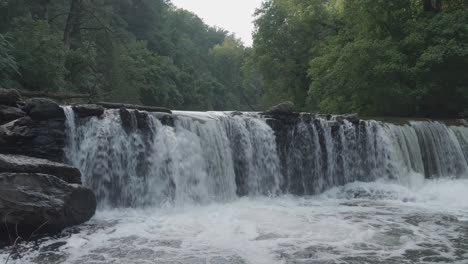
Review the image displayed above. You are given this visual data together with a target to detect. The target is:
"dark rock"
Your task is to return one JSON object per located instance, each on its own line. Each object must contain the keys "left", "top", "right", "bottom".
{"left": 335, "top": 115, "right": 345, "bottom": 123}
{"left": 344, "top": 113, "right": 359, "bottom": 124}
{"left": 72, "top": 104, "right": 104, "bottom": 118}
{"left": 263, "top": 101, "right": 295, "bottom": 115}
{"left": 0, "top": 117, "right": 65, "bottom": 162}
{"left": 0, "top": 154, "right": 81, "bottom": 184}
{"left": 160, "top": 114, "right": 174, "bottom": 127}
{"left": 0, "top": 88, "right": 22, "bottom": 106}
{"left": 230, "top": 111, "right": 243, "bottom": 116}
{"left": 299, "top": 112, "right": 314, "bottom": 122}
{"left": 151, "top": 112, "right": 174, "bottom": 127}
{"left": 135, "top": 111, "right": 151, "bottom": 131}
{"left": 0, "top": 173, "right": 96, "bottom": 246}
{"left": 24, "top": 98, "right": 65, "bottom": 120}
{"left": 119, "top": 108, "right": 136, "bottom": 132}
{"left": 0, "top": 105, "right": 25, "bottom": 125}
{"left": 97, "top": 102, "right": 172, "bottom": 114}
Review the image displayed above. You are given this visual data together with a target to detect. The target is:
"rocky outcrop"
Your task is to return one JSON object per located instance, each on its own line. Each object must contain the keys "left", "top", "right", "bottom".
{"left": 0, "top": 88, "right": 22, "bottom": 106}
{"left": 24, "top": 98, "right": 65, "bottom": 120}
{"left": 0, "top": 116, "right": 65, "bottom": 162}
{"left": 263, "top": 101, "right": 296, "bottom": 115}
{"left": 0, "top": 173, "right": 96, "bottom": 246}
{"left": 0, "top": 154, "right": 81, "bottom": 184}
{"left": 0, "top": 105, "right": 25, "bottom": 125}
{"left": 0, "top": 89, "right": 96, "bottom": 247}
{"left": 72, "top": 104, "right": 104, "bottom": 118}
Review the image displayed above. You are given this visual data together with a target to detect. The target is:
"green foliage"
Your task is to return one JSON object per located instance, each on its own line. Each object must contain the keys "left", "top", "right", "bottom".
{"left": 0, "top": 33, "right": 18, "bottom": 87}
{"left": 10, "top": 16, "right": 67, "bottom": 91}
{"left": 0, "top": 0, "right": 256, "bottom": 110}
{"left": 253, "top": 0, "right": 468, "bottom": 117}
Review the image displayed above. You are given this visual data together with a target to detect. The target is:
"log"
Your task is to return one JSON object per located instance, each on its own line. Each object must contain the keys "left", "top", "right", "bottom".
{"left": 96, "top": 102, "right": 172, "bottom": 114}
{"left": 19, "top": 90, "right": 92, "bottom": 100}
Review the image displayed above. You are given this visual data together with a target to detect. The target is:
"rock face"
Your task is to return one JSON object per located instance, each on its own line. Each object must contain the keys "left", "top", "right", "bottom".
{"left": 263, "top": 101, "right": 296, "bottom": 115}
{"left": 72, "top": 104, "right": 104, "bottom": 118}
{"left": 0, "top": 154, "right": 81, "bottom": 184}
{"left": 0, "top": 88, "right": 22, "bottom": 106}
{"left": 24, "top": 98, "right": 65, "bottom": 120}
{"left": 0, "top": 89, "right": 98, "bottom": 248}
{"left": 0, "top": 173, "right": 96, "bottom": 246}
{"left": 0, "top": 105, "right": 25, "bottom": 125}
{"left": 0, "top": 117, "right": 65, "bottom": 161}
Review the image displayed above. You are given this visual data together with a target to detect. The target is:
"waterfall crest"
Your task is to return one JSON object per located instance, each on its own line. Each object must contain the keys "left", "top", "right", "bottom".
{"left": 63, "top": 107, "right": 468, "bottom": 208}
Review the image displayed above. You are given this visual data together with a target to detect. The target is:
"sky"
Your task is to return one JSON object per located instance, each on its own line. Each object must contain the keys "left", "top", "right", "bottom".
{"left": 170, "top": 0, "right": 265, "bottom": 46}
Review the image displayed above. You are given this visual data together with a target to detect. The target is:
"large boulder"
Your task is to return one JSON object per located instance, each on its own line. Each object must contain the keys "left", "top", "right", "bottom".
{"left": 72, "top": 104, "right": 104, "bottom": 118}
{"left": 0, "top": 117, "right": 65, "bottom": 161}
{"left": 0, "top": 105, "right": 25, "bottom": 125}
{"left": 0, "top": 154, "right": 81, "bottom": 184}
{"left": 0, "top": 88, "right": 22, "bottom": 106}
{"left": 24, "top": 98, "right": 65, "bottom": 120}
{"left": 263, "top": 101, "right": 296, "bottom": 115}
{"left": 0, "top": 173, "right": 96, "bottom": 246}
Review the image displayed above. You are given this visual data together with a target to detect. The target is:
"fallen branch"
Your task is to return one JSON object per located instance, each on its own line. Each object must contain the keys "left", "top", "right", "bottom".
{"left": 4, "top": 220, "right": 49, "bottom": 264}
{"left": 96, "top": 102, "right": 172, "bottom": 114}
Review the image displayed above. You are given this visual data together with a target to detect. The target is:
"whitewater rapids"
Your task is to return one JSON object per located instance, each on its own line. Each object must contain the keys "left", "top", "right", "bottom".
{"left": 1, "top": 178, "right": 467, "bottom": 264}
{"left": 1, "top": 109, "right": 467, "bottom": 263}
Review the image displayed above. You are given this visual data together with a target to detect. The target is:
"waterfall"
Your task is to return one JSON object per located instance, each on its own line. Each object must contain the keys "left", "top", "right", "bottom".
{"left": 63, "top": 108, "right": 468, "bottom": 208}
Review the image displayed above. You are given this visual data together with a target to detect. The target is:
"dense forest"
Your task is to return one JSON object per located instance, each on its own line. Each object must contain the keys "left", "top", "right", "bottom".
{"left": 0, "top": 0, "right": 467, "bottom": 117}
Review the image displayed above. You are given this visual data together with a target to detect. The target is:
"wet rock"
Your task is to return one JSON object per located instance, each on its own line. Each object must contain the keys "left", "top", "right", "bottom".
{"left": 98, "top": 102, "right": 172, "bottom": 114}
{"left": 0, "top": 154, "right": 81, "bottom": 184}
{"left": 0, "top": 173, "right": 96, "bottom": 246}
{"left": 316, "top": 114, "right": 332, "bottom": 120}
{"left": 344, "top": 113, "right": 359, "bottom": 124}
{"left": 119, "top": 108, "right": 136, "bottom": 132}
{"left": 0, "top": 117, "right": 65, "bottom": 162}
{"left": 0, "top": 105, "right": 25, "bottom": 125}
{"left": 24, "top": 98, "right": 65, "bottom": 120}
{"left": 135, "top": 110, "right": 151, "bottom": 131}
{"left": 72, "top": 104, "right": 104, "bottom": 118}
{"left": 0, "top": 88, "right": 22, "bottom": 106}
{"left": 299, "top": 113, "right": 313, "bottom": 122}
{"left": 264, "top": 101, "right": 296, "bottom": 115}
{"left": 153, "top": 112, "right": 174, "bottom": 127}
{"left": 230, "top": 111, "right": 243, "bottom": 116}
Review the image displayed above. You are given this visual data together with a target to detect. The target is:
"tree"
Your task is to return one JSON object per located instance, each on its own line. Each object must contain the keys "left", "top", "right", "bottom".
{"left": 0, "top": 33, "right": 18, "bottom": 87}
{"left": 10, "top": 16, "right": 67, "bottom": 91}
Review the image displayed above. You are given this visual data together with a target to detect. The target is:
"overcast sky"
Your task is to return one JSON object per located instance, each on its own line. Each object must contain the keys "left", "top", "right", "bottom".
{"left": 170, "top": 0, "right": 265, "bottom": 46}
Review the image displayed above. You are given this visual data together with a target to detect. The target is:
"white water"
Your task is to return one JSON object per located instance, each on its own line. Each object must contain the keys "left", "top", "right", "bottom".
{"left": 2, "top": 179, "right": 467, "bottom": 264}
{"left": 1, "top": 109, "right": 468, "bottom": 263}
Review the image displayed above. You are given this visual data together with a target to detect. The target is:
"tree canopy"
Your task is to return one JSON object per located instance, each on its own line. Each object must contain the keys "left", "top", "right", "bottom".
{"left": 0, "top": 0, "right": 258, "bottom": 110}
{"left": 0, "top": 0, "right": 466, "bottom": 117}
{"left": 252, "top": 0, "right": 468, "bottom": 117}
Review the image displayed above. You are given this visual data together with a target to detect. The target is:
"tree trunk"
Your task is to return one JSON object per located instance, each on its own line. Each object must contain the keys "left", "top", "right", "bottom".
{"left": 39, "top": 0, "right": 50, "bottom": 21}
{"left": 63, "top": 0, "right": 82, "bottom": 49}
{"left": 435, "top": 0, "right": 443, "bottom": 12}
{"left": 422, "top": 0, "right": 435, "bottom": 12}
{"left": 30, "top": 0, "right": 49, "bottom": 20}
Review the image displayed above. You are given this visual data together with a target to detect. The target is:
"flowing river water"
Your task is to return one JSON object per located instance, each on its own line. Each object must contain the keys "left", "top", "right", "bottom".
{"left": 1, "top": 109, "right": 467, "bottom": 264}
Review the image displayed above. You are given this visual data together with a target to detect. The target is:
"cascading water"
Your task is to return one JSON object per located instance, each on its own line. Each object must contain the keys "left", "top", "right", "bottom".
{"left": 4, "top": 108, "right": 468, "bottom": 264}
{"left": 62, "top": 108, "right": 468, "bottom": 208}
{"left": 63, "top": 108, "right": 284, "bottom": 207}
